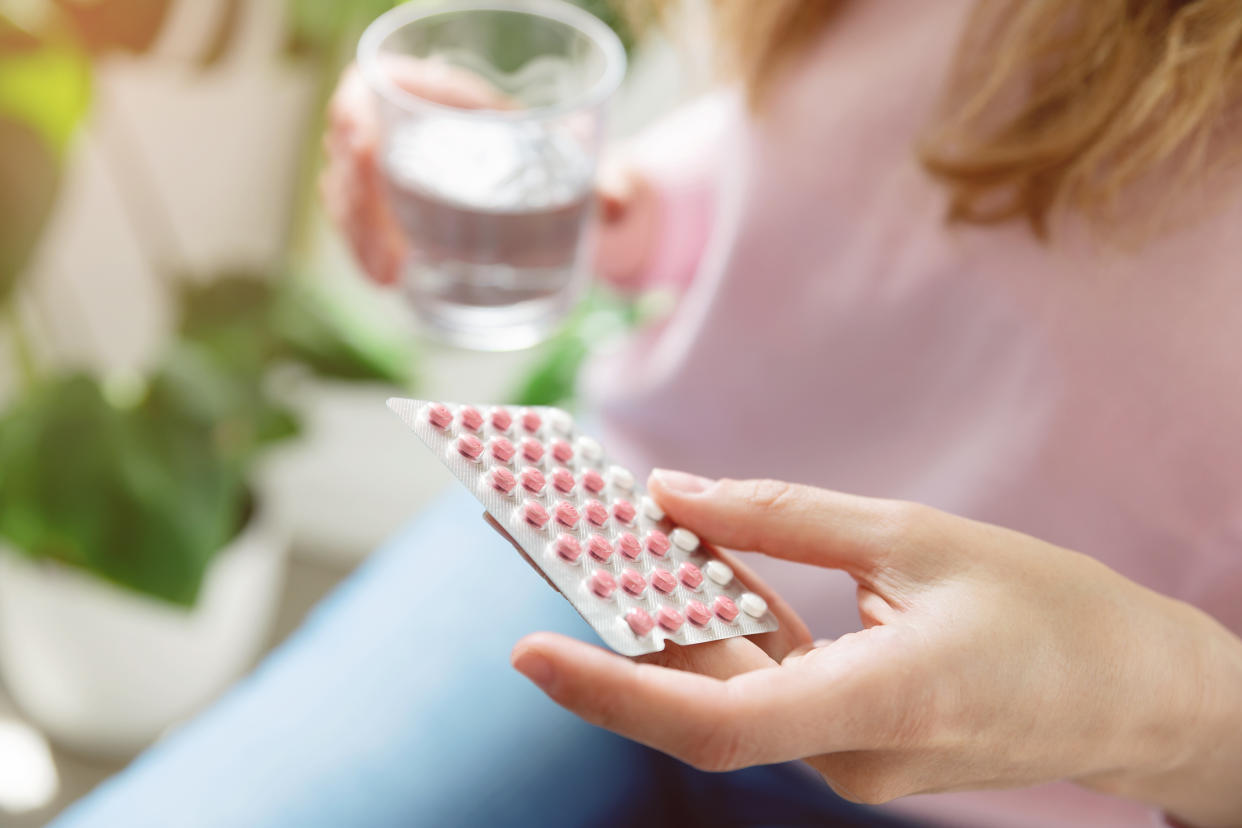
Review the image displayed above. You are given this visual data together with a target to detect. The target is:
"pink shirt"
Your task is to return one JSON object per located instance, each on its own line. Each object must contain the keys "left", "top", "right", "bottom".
{"left": 586, "top": 2, "right": 1242, "bottom": 825}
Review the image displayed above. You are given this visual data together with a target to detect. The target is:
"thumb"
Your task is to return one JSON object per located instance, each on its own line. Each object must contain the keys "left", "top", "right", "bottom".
{"left": 647, "top": 471, "right": 907, "bottom": 579}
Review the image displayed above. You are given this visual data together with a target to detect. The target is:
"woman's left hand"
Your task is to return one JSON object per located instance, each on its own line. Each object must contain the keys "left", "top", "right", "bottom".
{"left": 511, "top": 473, "right": 1242, "bottom": 827}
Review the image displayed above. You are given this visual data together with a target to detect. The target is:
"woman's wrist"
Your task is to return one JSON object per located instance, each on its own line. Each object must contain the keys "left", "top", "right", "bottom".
{"left": 1083, "top": 597, "right": 1242, "bottom": 827}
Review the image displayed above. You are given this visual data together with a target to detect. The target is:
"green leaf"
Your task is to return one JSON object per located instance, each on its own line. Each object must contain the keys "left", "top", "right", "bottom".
{"left": 0, "top": 117, "right": 60, "bottom": 303}
{"left": 0, "top": 375, "right": 247, "bottom": 606}
{"left": 512, "top": 328, "right": 590, "bottom": 408}
{"left": 510, "top": 286, "right": 639, "bottom": 407}
{"left": 147, "top": 337, "right": 300, "bottom": 469}
{"left": 0, "top": 27, "right": 90, "bottom": 304}
{"left": 180, "top": 274, "right": 275, "bottom": 333}
{"left": 570, "top": 0, "right": 640, "bottom": 53}
{"left": 178, "top": 272, "right": 415, "bottom": 384}
{"left": 269, "top": 276, "right": 415, "bottom": 386}
{"left": 0, "top": 42, "right": 90, "bottom": 156}
{"left": 283, "top": 0, "right": 397, "bottom": 57}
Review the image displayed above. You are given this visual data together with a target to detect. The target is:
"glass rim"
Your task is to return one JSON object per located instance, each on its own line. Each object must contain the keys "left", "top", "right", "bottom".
{"left": 357, "top": 0, "right": 628, "bottom": 123}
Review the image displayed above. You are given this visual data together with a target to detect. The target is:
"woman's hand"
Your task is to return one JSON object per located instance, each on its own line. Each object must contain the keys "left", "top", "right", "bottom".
{"left": 511, "top": 473, "right": 1242, "bottom": 827}
{"left": 320, "top": 63, "right": 659, "bottom": 288}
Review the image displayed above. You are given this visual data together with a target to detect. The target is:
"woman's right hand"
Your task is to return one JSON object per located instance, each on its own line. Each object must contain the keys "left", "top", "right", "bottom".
{"left": 320, "top": 63, "right": 660, "bottom": 289}
{"left": 511, "top": 473, "right": 1242, "bottom": 827}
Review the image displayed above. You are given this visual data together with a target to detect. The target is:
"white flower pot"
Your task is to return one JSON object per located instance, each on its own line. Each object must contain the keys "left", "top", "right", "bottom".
{"left": 0, "top": 503, "right": 286, "bottom": 759}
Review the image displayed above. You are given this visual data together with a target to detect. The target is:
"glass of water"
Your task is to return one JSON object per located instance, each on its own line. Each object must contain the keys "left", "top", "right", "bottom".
{"left": 358, "top": 0, "right": 627, "bottom": 351}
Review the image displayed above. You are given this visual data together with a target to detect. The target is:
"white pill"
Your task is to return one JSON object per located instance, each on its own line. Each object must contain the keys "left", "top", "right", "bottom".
{"left": 546, "top": 409, "right": 573, "bottom": 435}
{"left": 641, "top": 496, "right": 665, "bottom": 522}
{"left": 607, "top": 465, "right": 634, "bottom": 491}
{"left": 575, "top": 435, "right": 602, "bottom": 462}
{"left": 670, "top": 528, "right": 699, "bottom": 552}
{"left": 739, "top": 593, "right": 768, "bottom": 618}
{"left": 704, "top": 560, "right": 733, "bottom": 586}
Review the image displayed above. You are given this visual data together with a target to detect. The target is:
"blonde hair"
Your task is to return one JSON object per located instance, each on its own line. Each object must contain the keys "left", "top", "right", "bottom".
{"left": 642, "top": 0, "right": 1242, "bottom": 238}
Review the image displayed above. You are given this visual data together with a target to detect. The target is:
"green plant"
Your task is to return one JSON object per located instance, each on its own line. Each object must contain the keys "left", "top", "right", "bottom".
{"left": 511, "top": 284, "right": 658, "bottom": 408}
{"left": 0, "top": 1, "right": 417, "bottom": 606}
{"left": 0, "top": 0, "right": 639, "bottom": 605}
{"left": 0, "top": 272, "right": 414, "bottom": 606}
{"left": 0, "top": 374, "right": 242, "bottom": 605}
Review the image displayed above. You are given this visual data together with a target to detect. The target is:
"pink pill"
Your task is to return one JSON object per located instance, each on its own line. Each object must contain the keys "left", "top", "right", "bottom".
{"left": 713, "top": 595, "right": 740, "bottom": 622}
{"left": 550, "top": 439, "right": 574, "bottom": 464}
{"left": 626, "top": 607, "right": 655, "bottom": 636}
{"left": 678, "top": 562, "right": 704, "bottom": 589}
{"left": 645, "top": 530, "right": 671, "bottom": 557}
{"left": 455, "top": 434, "right": 483, "bottom": 461}
{"left": 489, "top": 467, "right": 516, "bottom": 494}
{"left": 620, "top": 568, "right": 646, "bottom": 596}
{"left": 612, "top": 500, "right": 636, "bottom": 525}
{"left": 650, "top": 568, "right": 677, "bottom": 594}
{"left": 522, "top": 500, "right": 550, "bottom": 529}
{"left": 521, "top": 409, "right": 542, "bottom": 434}
{"left": 616, "top": 532, "right": 641, "bottom": 560}
{"left": 554, "top": 534, "right": 581, "bottom": 563}
{"left": 521, "top": 439, "right": 544, "bottom": 463}
{"left": 587, "top": 534, "right": 614, "bottom": 562}
{"left": 489, "top": 437, "right": 516, "bottom": 463}
{"left": 656, "top": 606, "right": 685, "bottom": 632}
{"left": 427, "top": 403, "right": 453, "bottom": 430}
{"left": 584, "top": 500, "right": 609, "bottom": 527}
{"left": 581, "top": 469, "right": 605, "bottom": 494}
{"left": 589, "top": 570, "right": 617, "bottom": 598}
{"left": 554, "top": 500, "right": 580, "bottom": 529}
{"left": 520, "top": 467, "right": 545, "bottom": 494}
{"left": 685, "top": 600, "right": 712, "bottom": 627}
{"left": 490, "top": 408, "right": 512, "bottom": 432}
{"left": 459, "top": 406, "right": 484, "bottom": 432}
{"left": 551, "top": 467, "right": 576, "bottom": 494}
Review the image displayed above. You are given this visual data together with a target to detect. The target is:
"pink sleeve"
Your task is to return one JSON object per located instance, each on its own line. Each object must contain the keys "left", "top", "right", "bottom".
{"left": 618, "top": 92, "right": 736, "bottom": 292}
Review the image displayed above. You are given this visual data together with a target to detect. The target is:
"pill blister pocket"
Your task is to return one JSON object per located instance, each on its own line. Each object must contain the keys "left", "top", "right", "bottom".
{"left": 388, "top": 398, "right": 779, "bottom": 656}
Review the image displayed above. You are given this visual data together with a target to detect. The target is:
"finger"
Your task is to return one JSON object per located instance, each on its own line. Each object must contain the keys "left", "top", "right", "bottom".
{"left": 635, "top": 636, "right": 775, "bottom": 680}
{"left": 648, "top": 471, "right": 911, "bottom": 579}
{"left": 782, "top": 638, "right": 835, "bottom": 662}
{"left": 327, "top": 65, "right": 379, "bottom": 152}
{"left": 512, "top": 630, "right": 907, "bottom": 769}
{"left": 324, "top": 65, "right": 410, "bottom": 285}
{"left": 342, "top": 138, "right": 405, "bottom": 285}
{"left": 596, "top": 159, "right": 638, "bottom": 224}
{"left": 857, "top": 584, "right": 900, "bottom": 628}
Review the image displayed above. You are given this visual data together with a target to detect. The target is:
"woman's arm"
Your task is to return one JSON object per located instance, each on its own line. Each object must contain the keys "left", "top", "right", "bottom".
{"left": 512, "top": 473, "right": 1242, "bottom": 828}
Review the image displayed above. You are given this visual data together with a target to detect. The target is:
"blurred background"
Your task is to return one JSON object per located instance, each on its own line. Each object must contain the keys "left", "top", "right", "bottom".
{"left": 0, "top": 1, "right": 702, "bottom": 822}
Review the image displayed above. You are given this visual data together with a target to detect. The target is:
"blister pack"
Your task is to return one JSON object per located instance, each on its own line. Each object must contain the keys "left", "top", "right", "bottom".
{"left": 387, "top": 398, "right": 779, "bottom": 656}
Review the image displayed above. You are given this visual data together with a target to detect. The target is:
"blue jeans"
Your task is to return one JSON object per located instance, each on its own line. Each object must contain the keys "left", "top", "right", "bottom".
{"left": 55, "top": 490, "right": 921, "bottom": 827}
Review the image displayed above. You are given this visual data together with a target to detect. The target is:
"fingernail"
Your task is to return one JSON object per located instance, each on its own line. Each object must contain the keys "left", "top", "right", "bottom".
{"left": 650, "top": 469, "right": 714, "bottom": 495}
{"left": 512, "top": 649, "right": 556, "bottom": 692}
{"left": 812, "top": 639, "right": 834, "bottom": 649}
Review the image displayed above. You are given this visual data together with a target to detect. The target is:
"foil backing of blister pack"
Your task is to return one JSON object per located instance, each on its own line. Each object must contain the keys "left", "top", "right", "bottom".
{"left": 387, "top": 398, "right": 779, "bottom": 656}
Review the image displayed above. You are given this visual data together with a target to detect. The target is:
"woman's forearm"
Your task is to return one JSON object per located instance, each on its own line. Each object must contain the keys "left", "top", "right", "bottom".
{"left": 1084, "top": 600, "right": 1242, "bottom": 828}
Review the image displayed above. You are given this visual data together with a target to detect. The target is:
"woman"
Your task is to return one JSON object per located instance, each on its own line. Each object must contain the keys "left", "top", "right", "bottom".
{"left": 59, "top": 1, "right": 1242, "bottom": 826}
